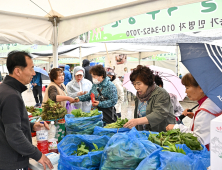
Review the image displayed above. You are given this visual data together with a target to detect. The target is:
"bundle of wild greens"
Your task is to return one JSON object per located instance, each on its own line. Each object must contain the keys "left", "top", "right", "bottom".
{"left": 71, "top": 142, "right": 104, "bottom": 156}
{"left": 104, "top": 118, "right": 129, "bottom": 128}
{"left": 41, "top": 99, "right": 67, "bottom": 120}
{"left": 71, "top": 108, "right": 101, "bottom": 118}
{"left": 26, "top": 106, "right": 42, "bottom": 116}
{"left": 162, "top": 142, "right": 186, "bottom": 155}
{"left": 148, "top": 129, "right": 202, "bottom": 150}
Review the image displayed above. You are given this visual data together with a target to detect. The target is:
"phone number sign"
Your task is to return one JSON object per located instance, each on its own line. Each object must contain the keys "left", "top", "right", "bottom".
{"left": 125, "top": 18, "right": 221, "bottom": 37}
{"left": 89, "top": 0, "right": 222, "bottom": 43}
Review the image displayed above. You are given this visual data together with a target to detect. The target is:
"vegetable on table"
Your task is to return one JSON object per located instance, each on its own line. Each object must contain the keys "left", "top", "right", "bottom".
{"left": 71, "top": 108, "right": 101, "bottom": 118}
{"left": 26, "top": 106, "right": 42, "bottom": 116}
{"left": 71, "top": 142, "right": 104, "bottom": 156}
{"left": 148, "top": 129, "right": 202, "bottom": 151}
{"left": 41, "top": 99, "right": 67, "bottom": 121}
{"left": 104, "top": 118, "right": 129, "bottom": 128}
{"left": 162, "top": 141, "right": 186, "bottom": 155}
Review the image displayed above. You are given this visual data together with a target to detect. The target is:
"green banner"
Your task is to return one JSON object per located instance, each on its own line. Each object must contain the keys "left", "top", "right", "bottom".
{"left": 89, "top": 0, "right": 222, "bottom": 43}
{"left": 0, "top": 44, "right": 52, "bottom": 57}
{"left": 151, "top": 53, "right": 176, "bottom": 61}
{"left": 33, "top": 60, "right": 48, "bottom": 64}
{"left": 58, "top": 58, "right": 80, "bottom": 64}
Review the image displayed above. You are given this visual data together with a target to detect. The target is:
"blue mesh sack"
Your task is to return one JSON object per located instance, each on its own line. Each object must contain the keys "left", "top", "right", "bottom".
{"left": 58, "top": 134, "right": 110, "bottom": 170}
{"left": 192, "top": 145, "right": 210, "bottom": 169}
{"left": 93, "top": 126, "right": 131, "bottom": 137}
{"left": 65, "top": 112, "right": 103, "bottom": 135}
{"left": 99, "top": 128, "right": 158, "bottom": 170}
{"left": 136, "top": 144, "right": 207, "bottom": 170}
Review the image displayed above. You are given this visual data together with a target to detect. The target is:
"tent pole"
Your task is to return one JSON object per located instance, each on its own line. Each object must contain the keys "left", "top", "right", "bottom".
{"left": 52, "top": 17, "right": 58, "bottom": 68}
{"left": 139, "top": 52, "right": 141, "bottom": 65}
{"left": 48, "top": 58, "right": 51, "bottom": 72}
{"left": 79, "top": 46, "right": 82, "bottom": 66}
{"left": 176, "top": 45, "right": 179, "bottom": 76}
{"left": 104, "top": 43, "right": 110, "bottom": 67}
{"left": 2, "top": 61, "right": 4, "bottom": 73}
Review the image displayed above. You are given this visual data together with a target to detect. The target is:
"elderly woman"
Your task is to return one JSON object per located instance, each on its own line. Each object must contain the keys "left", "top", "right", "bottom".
{"left": 123, "top": 65, "right": 176, "bottom": 132}
{"left": 166, "top": 73, "right": 222, "bottom": 150}
{"left": 43, "top": 68, "right": 74, "bottom": 108}
{"left": 106, "top": 68, "right": 124, "bottom": 118}
{"left": 74, "top": 65, "right": 118, "bottom": 123}
{"left": 66, "top": 66, "right": 92, "bottom": 112}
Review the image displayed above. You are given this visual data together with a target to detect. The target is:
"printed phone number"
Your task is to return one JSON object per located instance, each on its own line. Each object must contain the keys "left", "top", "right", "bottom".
{"left": 126, "top": 24, "right": 176, "bottom": 37}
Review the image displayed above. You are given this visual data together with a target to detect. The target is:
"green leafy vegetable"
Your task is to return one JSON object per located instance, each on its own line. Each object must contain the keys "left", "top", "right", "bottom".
{"left": 148, "top": 129, "right": 202, "bottom": 151}
{"left": 41, "top": 99, "right": 67, "bottom": 120}
{"left": 104, "top": 118, "right": 129, "bottom": 128}
{"left": 91, "top": 143, "right": 104, "bottom": 152}
{"left": 26, "top": 106, "right": 42, "bottom": 116}
{"left": 71, "top": 108, "right": 101, "bottom": 117}
{"left": 71, "top": 142, "right": 104, "bottom": 156}
{"left": 162, "top": 142, "right": 186, "bottom": 155}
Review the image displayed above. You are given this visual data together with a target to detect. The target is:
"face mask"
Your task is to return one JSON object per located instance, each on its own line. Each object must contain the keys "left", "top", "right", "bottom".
{"left": 93, "top": 78, "right": 100, "bottom": 84}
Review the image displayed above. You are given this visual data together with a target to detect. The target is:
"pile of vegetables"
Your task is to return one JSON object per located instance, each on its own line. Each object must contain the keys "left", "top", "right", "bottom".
{"left": 71, "top": 108, "right": 100, "bottom": 118}
{"left": 41, "top": 99, "right": 67, "bottom": 120}
{"left": 104, "top": 118, "right": 129, "bottom": 128}
{"left": 162, "top": 142, "right": 186, "bottom": 155}
{"left": 148, "top": 129, "right": 202, "bottom": 150}
{"left": 26, "top": 106, "right": 42, "bottom": 116}
{"left": 71, "top": 142, "right": 104, "bottom": 156}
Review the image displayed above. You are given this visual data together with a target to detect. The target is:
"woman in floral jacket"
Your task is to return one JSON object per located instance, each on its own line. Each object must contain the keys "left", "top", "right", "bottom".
{"left": 74, "top": 65, "right": 118, "bottom": 123}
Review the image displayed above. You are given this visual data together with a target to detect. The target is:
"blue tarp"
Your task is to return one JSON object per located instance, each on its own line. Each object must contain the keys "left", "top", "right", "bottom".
{"left": 58, "top": 134, "right": 110, "bottom": 170}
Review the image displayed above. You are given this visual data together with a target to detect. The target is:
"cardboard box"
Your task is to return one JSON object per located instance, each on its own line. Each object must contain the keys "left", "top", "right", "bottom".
{"left": 210, "top": 114, "right": 222, "bottom": 170}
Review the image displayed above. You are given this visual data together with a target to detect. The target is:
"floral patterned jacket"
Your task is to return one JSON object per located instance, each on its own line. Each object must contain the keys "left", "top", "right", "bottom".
{"left": 78, "top": 77, "right": 118, "bottom": 108}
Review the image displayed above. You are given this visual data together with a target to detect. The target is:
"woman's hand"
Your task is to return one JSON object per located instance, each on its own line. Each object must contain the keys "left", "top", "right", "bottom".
{"left": 123, "top": 117, "right": 148, "bottom": 129}
{"left": 78, "top": 91, "right": 85, "bottom": 96}
{"left": 166, "top": 124, "right": 175, "bottom": 131}
{"left": 68, "top": 97, "right": 75, "bottom": 103}
{"left": 123, "top": 119, "right": 139, "bottom": 129}
{"left": 92, "top": 100, "right": 99, "bottom": 106}
{"left": 73, "top": 98, "right": 80, "bottom": 103}
{"left": 182, "top": 109, "right": 194, "bottom": 119}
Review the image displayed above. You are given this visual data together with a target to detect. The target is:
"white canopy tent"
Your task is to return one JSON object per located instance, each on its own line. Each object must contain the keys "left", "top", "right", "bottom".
{"left": 32, "top": 43, "right": 176, "bottom": 67}
{"left": 0, "top": 0, "right": 206, "bottom": 67}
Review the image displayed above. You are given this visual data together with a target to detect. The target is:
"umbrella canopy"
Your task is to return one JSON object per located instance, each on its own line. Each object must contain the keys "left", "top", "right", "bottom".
{"left": 179, "top": 43, "right": 222, "bottom": 110}
{"left": 122, "top": 65, "right": 186, "bottom": 101}
{"left": 34, "top": 66, "right": 49, "bottom": 77}
{"left": 123, "top": 72, "right": 137, "bottom": 95}
{"left": 58, "top": 64, "right": 66, "bottom": 68}
{"left": 148, "top": 65, "right": 186, "bottom": 101}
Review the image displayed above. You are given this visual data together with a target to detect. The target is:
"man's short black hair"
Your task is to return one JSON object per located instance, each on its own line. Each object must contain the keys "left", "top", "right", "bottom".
{"left": 7, "top": 51, "right": 32, "bottom": 74}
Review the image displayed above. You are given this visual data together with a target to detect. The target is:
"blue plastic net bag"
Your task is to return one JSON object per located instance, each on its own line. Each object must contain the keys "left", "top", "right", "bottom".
{"left": 65, "top": 112, "right": 103, "bottom": 135}
{"left": 99, "top": 128, "right": 158, "bottom": 170}
{"left": 136, "top": 144, "right": 208, "bottom": 170}
{"left": 58, "top": 134, "right": 110, "bottom": 170}
{"left": 93, "top": 126, "right": 131, "bottom": 137}
{"left": 137, "top": 130, "right": 159, "bottom": 139}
